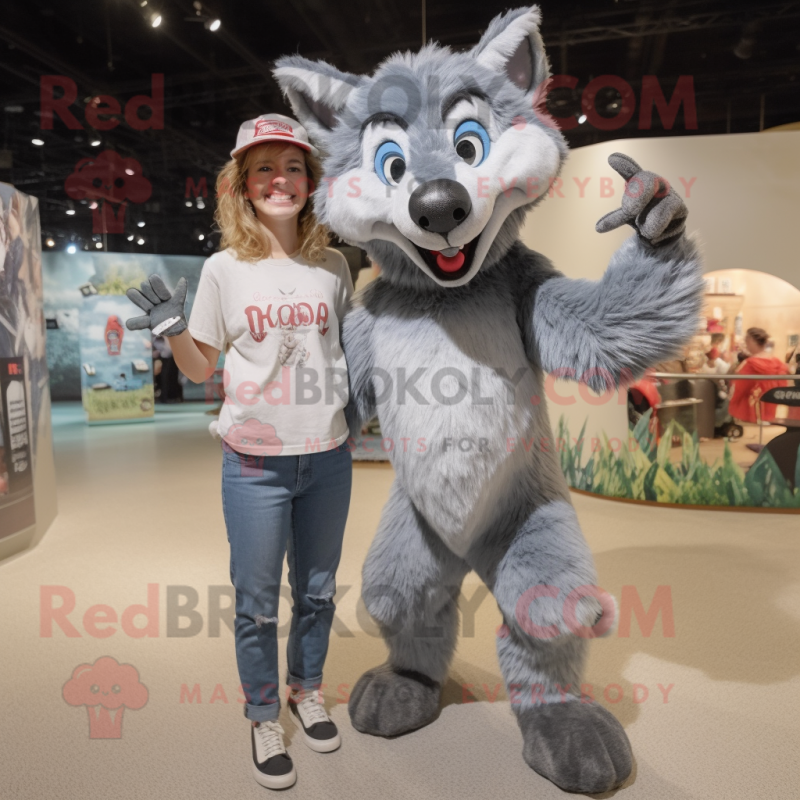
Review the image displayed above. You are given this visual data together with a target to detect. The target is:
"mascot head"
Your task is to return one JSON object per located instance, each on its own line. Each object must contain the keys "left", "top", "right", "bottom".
{"left": 273, "top": 5, "right": 566, "bottom": 290}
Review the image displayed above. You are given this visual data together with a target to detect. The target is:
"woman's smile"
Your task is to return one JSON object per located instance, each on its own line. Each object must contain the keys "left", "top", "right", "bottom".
{"left": 265, "top": 190, "right": 296, "bottom": 205}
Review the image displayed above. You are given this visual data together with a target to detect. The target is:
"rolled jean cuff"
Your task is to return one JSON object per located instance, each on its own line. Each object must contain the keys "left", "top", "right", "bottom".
{"left": 286, "top": 673, "right": 324, "bottom": 695}
{"left": 243, "top": 701, "right": 281, "bottom": 723}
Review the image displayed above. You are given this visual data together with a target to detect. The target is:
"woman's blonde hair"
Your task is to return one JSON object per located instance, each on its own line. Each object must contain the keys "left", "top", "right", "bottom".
{"left": 214, "top": 141, "right": 330, "bottom": 263}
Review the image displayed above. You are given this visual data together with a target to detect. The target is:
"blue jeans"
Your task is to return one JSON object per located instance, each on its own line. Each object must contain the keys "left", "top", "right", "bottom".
{"left": 220, "top": 438, "right": 352, "bottom": 722}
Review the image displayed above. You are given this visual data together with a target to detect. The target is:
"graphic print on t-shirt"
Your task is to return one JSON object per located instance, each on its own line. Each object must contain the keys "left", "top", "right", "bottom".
{"left": 244, "top": 287, "right": 330, "bottom": 344}
{"left": 278, "top": 324, "right": 310, "bottom": 366}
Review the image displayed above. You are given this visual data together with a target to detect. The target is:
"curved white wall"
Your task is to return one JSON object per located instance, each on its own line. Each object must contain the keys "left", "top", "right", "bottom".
{"left": 519, "top": 130, "right": 800, "bottom": 472}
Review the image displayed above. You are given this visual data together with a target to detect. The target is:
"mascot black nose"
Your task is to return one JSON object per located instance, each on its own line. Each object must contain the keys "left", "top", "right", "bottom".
{"left": 408, "top": 179, "right": 471, "bottom": 234}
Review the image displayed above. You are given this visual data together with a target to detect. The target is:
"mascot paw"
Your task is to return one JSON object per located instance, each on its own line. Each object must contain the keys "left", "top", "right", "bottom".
{"left": 518, "top": 701, "right": 632, "bottom": 793}
{"left": 594, "top": 152, "right": 687, "bottom": 247}
{"left": 348, "top": 663, "right": 441, "bottom": 736}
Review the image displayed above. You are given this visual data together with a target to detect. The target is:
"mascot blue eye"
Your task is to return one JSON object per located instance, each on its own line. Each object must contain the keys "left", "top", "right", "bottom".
{"left": 454, "top": 120, "right": 490, "bottom": 167}
{"left": 374, "top": 141, "right": 406, "bottom": 186}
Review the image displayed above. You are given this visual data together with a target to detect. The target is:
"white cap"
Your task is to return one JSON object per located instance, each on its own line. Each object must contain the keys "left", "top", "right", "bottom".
{"left": 230, "top": 113, "right": 319, "bottom": 158}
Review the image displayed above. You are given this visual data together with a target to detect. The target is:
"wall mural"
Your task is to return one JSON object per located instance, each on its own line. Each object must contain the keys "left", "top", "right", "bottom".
{"left": 43, "top": 252, "right": 205, "bottom": 401}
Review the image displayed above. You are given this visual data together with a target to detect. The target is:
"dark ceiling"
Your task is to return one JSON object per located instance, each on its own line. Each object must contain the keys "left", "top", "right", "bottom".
{"left": 1, "top": 0, "right": 799, "bottom": 257}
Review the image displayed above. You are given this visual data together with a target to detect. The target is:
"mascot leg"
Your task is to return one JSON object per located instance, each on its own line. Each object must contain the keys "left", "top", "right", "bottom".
{"left": 349, "top": 480, "right": 469, "bottom": 736}
{"left": 468, "top": 500, "right": 633, "bottom": 793}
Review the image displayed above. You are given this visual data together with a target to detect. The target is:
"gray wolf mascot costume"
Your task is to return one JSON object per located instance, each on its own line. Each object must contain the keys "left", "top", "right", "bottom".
{"left": 274, "top": 5, "right": 702, "bottom": 793}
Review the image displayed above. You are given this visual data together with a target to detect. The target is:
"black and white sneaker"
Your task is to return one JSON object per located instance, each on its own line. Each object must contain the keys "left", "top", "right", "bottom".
{"left": 288, "top": 690, "right": 341, "bottom": 753}
{"left": 251, "top": 720, "right": 296, "bottom": 789}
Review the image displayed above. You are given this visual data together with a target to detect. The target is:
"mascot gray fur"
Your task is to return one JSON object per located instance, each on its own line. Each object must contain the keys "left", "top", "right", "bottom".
{"left": 274, "top": 5, "right": 703, "bottom": 793}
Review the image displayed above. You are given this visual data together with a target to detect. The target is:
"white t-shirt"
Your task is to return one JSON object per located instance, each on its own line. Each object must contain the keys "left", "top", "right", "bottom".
{"left": 700, "top": 357, "right": 729, "bottom": 376}
{"left": 188, "top": 246, "right": 354, "bottom": 456}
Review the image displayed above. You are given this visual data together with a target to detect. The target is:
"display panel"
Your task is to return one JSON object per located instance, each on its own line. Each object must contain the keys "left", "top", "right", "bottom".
{"left": 78, "top": 295, "right": 154, "bottom": 423}
{"left": 0, "top": 357, "right": 34, "bottom": 538}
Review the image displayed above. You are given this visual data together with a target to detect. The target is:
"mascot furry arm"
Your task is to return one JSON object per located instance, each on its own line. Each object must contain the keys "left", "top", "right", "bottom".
{"left": 531, "top": 151, "right": 701, "bottom": 393}
{"left": 274, "top": 4, "right": 703, "bottom": 794}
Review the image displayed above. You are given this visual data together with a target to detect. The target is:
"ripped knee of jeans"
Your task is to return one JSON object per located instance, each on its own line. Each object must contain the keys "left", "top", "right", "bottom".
{"left": 255, "top": 614, "right": 279, "bottom": 628}
{"left": 299, "top": 589, "right": 335, "bottom": 617}
{"left": 307, "top": 589, "right": 335, "bottom": 604}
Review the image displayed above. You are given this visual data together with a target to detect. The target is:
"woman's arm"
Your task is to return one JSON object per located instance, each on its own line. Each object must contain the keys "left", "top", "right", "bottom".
{"left": 169, "top": 330, "right": 220, "bottom": 384}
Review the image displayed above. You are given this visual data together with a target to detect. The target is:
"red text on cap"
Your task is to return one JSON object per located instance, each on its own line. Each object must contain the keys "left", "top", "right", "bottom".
{"left": 254, "top": 119, "right": 293, "bottom": 138}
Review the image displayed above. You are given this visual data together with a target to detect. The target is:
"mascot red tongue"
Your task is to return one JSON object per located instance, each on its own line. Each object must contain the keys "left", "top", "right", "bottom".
{"left": 433, "top": 250, "right": 464, "bottom": 271}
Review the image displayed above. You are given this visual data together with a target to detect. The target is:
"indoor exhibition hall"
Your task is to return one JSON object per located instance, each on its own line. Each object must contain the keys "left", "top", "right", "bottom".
{"left": 0, "top": 1, "right": 798, "bottom": 798}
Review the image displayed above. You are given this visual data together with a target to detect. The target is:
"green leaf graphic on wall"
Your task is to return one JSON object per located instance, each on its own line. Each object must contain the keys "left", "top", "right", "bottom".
{"left": 557, "top": 411, "right": 800, "bottom": 509}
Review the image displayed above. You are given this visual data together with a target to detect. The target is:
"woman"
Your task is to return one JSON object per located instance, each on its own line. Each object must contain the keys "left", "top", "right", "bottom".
{"left": 125, "top": 113, "right": 354, "bottom": 790}
{"left": 728, "top": 327, "right": 789, "bottom": 424}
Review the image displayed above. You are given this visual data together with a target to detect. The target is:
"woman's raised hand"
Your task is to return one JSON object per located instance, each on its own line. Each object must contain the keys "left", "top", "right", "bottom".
{"left": 126, "top": 274, "right": 189, "bottom": 337}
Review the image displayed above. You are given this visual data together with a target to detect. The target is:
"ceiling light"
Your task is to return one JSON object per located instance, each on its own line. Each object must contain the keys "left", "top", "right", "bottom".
{"left": 91, "top": 139, "right": 101, "bottom": 147}
{"left": 185, "top": 200, "right": 192, "bottom": 207}
{"left": 137, "top": 220, "right": 146, "bottom": 227}
{"left": 32, "top": 138, "right": 44, "bottom": 146}
{"left": 137, "top": 237, "right": 145, "bottom": 245}
{"left": 95, "top": 242, "right": 103, "bottom": 249}
{"left": 67, "top": 244, "right": 77, "bottom": 254}
{"left": 127, "top": 234, "right": 135, "bottom": 241}
{"left": 205, "top": 18, "right": 221, "bottom": 31}
{"left": 125, "top": 168, "right": 134, "bottom": 176}
{"left": 578, "top": 114, "right": 587, "bottom": 124}
{"left": 89, "top": 201, "right": 98, "bottom": 210}
{"left": 150, "top": 12, "right": 162, "bottom": 27}
{"left": 198, "top": 233, "right": 205, "bottom": 240}
{"left": 46, "top": 238, "right": 55, "bottom": 247}
{"left": 66, "top": 208, "right": 76, "bottom": 216}
{"left": 196, "top": 197, "right": 205, "bottom": 209}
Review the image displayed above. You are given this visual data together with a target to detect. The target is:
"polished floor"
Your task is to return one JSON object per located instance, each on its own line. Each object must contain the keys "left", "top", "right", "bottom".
{"left": 0, "top": 402, "right": 797, "bottom": 799}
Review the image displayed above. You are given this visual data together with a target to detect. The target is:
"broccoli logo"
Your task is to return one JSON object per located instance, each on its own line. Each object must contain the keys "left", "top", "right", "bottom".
{"left": 62, "top": 656, "right": 148, "bottom": 739}
{"left": 226, "top": 419, "right": 283, "bottom": 458}
{"left": 65, "top": 150, "right": 152, "bottom": 234}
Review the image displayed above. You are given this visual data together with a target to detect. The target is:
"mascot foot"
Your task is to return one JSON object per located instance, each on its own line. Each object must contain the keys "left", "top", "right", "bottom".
{"left": 348, "top": 663, "right": 440, "bottom": 736}
{"left": 518, "top": 701, "right": 632, "bottom": 793}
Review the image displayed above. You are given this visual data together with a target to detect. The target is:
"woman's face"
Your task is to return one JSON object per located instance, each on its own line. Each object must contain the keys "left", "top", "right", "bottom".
{"left": 244, "top": 143, "right": 310, "bottom": 223}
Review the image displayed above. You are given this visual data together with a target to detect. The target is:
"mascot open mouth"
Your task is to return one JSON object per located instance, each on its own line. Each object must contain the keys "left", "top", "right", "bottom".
{"left": 413, "top": 236, "right": 479, "bottom": 282}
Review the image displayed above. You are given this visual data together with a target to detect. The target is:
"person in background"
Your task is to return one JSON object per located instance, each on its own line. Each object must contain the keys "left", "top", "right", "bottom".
{"left": 786, "top": 347, "right": 800, "bottom": 375}
{"left": 627, "top": 369, "right": 662, "bottom": 435}
{"left": 785, "top": 349, "right": 800, "bottom": 421}
{"left": 700, "top": 347, "right": 732, "bottom": 431}
{"left": 728, "top": 327, "right": 789, "bottom": 424}
{"left": 700, "top": 346, "right": 729, "bottom": 376}
{"left": 152, "top": 334, "right": 183, "bottom": 403}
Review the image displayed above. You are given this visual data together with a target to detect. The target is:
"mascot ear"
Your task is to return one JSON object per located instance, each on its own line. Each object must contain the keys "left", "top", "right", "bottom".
{"left": 273, "top": 55, "right": 361, "bottom": 149}
{"left": 471, "top": 5, "right": 550, "bottom": 96}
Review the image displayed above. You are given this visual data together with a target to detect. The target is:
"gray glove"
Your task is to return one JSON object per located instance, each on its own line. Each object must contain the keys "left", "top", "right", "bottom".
{"left": 126, "top": 274, "right": 188, "bottom": 337}
{"left": 595, "top": 153, "right": 688, "bottom": 246}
